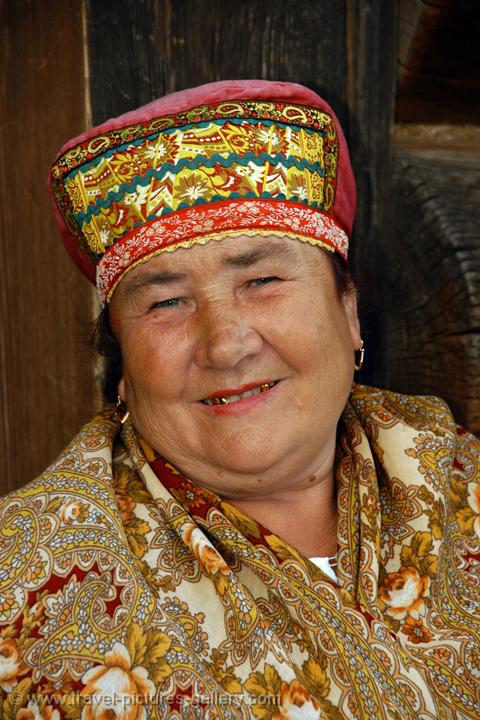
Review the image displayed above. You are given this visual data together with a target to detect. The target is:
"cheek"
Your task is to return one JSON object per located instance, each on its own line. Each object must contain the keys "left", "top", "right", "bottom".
{"left": 121, "top": 325, "right": 190, "bottom": 400}
{"left": 297, "top": 307, "right": 355, "bottom": 378}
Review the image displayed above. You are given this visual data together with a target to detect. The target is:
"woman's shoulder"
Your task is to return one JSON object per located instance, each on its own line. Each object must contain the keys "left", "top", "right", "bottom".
{"left": 349, "top": 383, "right": 477, "bottom": 439}
{"left": 1, "top": 406, "right": 121, "bottom": 505}
{"left": 0, "top": 405, "right": 138, "bottom": 620}
{"left": 0, "top": 406, "right": 124, "bottom": 538}
{"left": 347, "top": 384, "right": 479, "bottom": 499}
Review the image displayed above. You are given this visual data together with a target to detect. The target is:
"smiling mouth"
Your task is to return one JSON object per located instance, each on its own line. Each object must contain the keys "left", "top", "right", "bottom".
{"left": 201, "top": 381, "right": 278, "bottom": 406}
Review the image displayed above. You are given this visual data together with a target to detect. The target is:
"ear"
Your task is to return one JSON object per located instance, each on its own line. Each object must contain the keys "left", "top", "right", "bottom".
{"left": 118, "top": 377, "right": 126, "bottom": 402}
{"left": 341, "top": 287, "right": 362, "bottom": 349}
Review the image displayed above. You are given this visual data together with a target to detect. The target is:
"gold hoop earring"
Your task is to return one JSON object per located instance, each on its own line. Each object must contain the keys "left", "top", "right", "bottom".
{"left": 116, "top": 395, "right": 130, "bottom": 424}
{"left": 354, "top": 340, "right": 365, "bottom": 371}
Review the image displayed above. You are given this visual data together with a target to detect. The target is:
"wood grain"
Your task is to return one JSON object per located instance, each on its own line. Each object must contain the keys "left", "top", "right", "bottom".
{"left": 378, "top": 148, "right": 480, "bottom": 433}
{"left": 345, "top": 0, "right": 397, "bottom": 386}
{"left": 87, "top": 0, "right": 349, "bottom": 125}
{"left": 0, "top": 0, "right": 96, "bottom": 492}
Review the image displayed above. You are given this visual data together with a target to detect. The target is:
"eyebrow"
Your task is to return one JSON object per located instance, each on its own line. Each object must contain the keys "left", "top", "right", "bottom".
{"left": 223, "top": 243, "right": 297, "bottom": 268}
{"left": 121, "top": 270, "right": 187, "bottom": 297}
{"left": 121, "top": 242, "right": 297, "bottom": 298}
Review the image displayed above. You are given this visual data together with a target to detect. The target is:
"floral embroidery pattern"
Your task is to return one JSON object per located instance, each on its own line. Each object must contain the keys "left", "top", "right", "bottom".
{"left": 49, "top": 100, "right": 344, "bottom": 302}
{"left": 98, "top": 199, "right": 345, "bottom": 303}
{"left": 51, "top": 101, "right": 336, "bottom": 177}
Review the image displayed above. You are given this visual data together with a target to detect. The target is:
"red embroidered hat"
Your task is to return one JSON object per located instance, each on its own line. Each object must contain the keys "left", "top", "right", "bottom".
{"left": 49, "top": 80, "right": 356, "bottom": 303}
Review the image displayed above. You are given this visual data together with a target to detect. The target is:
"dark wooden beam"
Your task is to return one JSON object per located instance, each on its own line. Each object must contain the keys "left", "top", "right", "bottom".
{"left": 346, "top": 0, "right": 397, "bottom": 385}
{"left": 87, "top": 0, "right": 349, "bottom": 125}
{"left": 0, "top": 0, "right": 96, "bottom": 492}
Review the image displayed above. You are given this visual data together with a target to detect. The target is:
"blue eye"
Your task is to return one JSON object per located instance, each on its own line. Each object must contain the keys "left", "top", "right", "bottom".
{"left": 149, "top": 298, "right": 181, "bottom": 310}
{"left": 249, "top": 276, "right": 280, "bottom": 287}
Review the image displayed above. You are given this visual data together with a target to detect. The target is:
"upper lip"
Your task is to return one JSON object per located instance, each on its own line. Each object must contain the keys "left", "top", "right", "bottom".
{"left": 202, "top": 380, "right": 277, "bottom": 401}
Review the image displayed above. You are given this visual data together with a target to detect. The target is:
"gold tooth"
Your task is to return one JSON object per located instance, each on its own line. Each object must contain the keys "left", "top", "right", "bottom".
{"left": 208, "top": 383, "right": 275, "bottom": 405}
{"left": 208, "top": 396, "right": 230, "bottom": 405}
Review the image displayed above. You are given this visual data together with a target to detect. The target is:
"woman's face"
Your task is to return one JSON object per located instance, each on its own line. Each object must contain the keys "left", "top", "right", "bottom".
{"left": 110, "top": 235, "right": 361, "bottom": 497}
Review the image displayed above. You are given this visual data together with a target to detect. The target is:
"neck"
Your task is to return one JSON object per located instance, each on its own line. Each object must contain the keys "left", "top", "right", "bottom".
{"left": 228, "top": 464, "right": 338, "bottom": 558}
{"left": 154, "top": 425, "right": 340, "bottom": 558}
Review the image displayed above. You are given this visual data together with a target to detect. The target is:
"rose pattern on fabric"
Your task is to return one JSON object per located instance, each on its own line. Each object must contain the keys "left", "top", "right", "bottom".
{"left": 80, "top": 642, "right": 155, "bottom": 720}
{"left": 181, "top": 521, "right": 230, "bottom": 576}
{"left": 0, "top": 637, "right": 28, "bottom": 691}
{"left": 16, "top": 699, "right": 61, "bottom": 720}
{"left": 273, "top": 680, "right": 322, "bottom": 720}
{"left": 58, "top": 499, "right": 90, "bottom": 525}
{"left": 379, "top": 566, "right": 430, "bottom": 619}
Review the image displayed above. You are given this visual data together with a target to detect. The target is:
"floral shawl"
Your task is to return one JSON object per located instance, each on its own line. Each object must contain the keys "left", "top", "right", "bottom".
{"left": 0, "top": 385, "right": 479, "bottom": 720}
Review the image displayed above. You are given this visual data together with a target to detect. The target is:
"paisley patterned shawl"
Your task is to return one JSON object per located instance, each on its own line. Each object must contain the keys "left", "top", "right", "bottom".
{"left": 0, "top": 385, "right": 479, "bottom": 719}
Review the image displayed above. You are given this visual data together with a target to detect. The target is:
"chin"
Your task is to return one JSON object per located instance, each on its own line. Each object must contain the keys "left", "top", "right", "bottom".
{"left": 212, "top": 453, "right": 279, "bottom": 477}
{"left": 201, "top": 430, "right": 300, "bottom": 478}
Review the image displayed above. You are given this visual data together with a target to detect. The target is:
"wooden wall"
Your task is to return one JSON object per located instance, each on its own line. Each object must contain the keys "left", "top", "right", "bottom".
{"left": 87, "top": 0, "right": 350, "bottom": 122}
{"left": 0, "top": 0, "right": 96, "bottom": 493}
{"left": 381, "top": 145, "right": 480, "bottom": 431}
{"left": 378, "top": 0, "right": 480, "bottom": 432}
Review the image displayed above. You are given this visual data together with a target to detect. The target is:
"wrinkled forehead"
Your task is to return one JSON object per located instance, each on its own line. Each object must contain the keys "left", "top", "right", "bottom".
{"left": 111, "top": 233, "right": 334, "bottom": 302}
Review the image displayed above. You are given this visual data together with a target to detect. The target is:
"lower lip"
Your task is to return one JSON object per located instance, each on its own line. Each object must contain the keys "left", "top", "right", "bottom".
{"left": 198, "top": 381, "right": 282, "bottom": 416}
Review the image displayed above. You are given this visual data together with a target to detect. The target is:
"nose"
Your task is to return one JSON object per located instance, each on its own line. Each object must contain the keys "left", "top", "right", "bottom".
{"left": 193, "top": 301, "right": 263, "bottom": 370}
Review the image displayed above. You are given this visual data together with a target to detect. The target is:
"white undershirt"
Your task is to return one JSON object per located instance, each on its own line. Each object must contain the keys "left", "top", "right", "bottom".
{"left": 308, "top": 556, "right": 337, "bottom": 582}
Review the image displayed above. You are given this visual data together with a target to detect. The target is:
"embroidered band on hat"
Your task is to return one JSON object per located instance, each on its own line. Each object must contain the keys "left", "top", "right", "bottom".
{"left": 49, "top": 80, "right": 357, "bottom": 303}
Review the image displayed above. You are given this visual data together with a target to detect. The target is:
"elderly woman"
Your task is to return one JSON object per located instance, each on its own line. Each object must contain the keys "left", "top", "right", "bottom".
{"left": 0, "top": 80, "right": 479, "bottom": 720}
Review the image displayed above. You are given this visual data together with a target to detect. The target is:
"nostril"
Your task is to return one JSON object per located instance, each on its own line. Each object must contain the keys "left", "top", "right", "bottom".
{"left": 195, "top": 322, "right": 263, "bottom": 370}
{"left": 207, "top": 328, "right": 245, "bottom": 368}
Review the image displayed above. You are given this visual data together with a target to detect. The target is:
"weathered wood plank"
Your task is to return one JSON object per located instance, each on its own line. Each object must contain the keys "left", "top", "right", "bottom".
{"left": 87, "top": 0, "right": 349, "bottom": 124}
{"left": 379, "top": 148, "right": 480, "bottom": 433}
{"left": 0, "top": 0, "right": 96, "bottom": 493}
{"left": 345, "top": 0, "right": 397, "bottom": 386}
